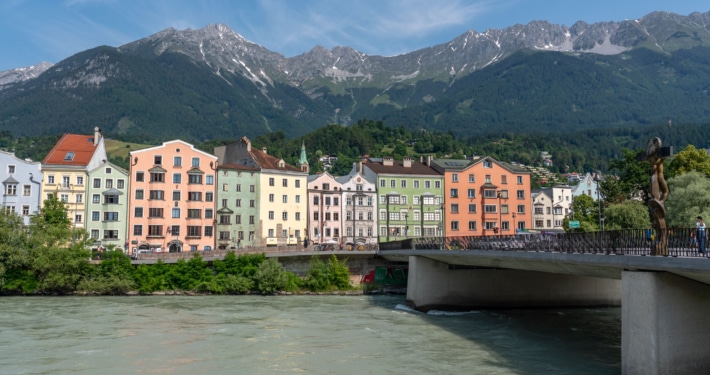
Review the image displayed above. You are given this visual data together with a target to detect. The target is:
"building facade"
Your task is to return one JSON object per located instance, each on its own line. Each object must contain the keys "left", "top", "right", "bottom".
{"left": 532, "top": 185, "right": 573, "bottom": 232}
{"left": 40, "top": 128, "right": 107, "bottom": 231}
{"left": 214, "top": 137, "right": 307, "bottom": 247}
{"left": 128, "top": 140, "right": 217, "bottom": 253}
{"left": 431, "top": 156, "right": 532, "bottom": 237}
{"left": 0, "top": 151, "right": 43, "bottom": 225}
{"left": 307, "top": 172, "right": 343, "bottom": 245}
{"left": 86, "top": 161, "right": 129, "bottom": 252}
{"left": 336, "top": 162, "right": 378, "bottom": 246}
{"left": 363, "top": 156, "right": 444, "bottom": 242}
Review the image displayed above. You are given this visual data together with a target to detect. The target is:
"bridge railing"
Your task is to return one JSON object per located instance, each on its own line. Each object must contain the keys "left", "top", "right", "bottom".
{"left": 382, "top": 228, "right": 705, "bottom": 257}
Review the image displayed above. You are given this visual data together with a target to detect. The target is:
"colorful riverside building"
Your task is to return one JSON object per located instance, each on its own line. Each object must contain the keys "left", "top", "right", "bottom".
{"left": 307, "top": 172, "right": 343, "bottom": 245}
{"left": 127, "top": 140, "right": 217, "bottom": 253}
{"left": 85, "top": 161, "right": 129, "bottom": 252}
{"left": 336, "top": 161, "right": 378, "bottom": 246}
{"left": 362, "top": 156, "right": 444, "bottom": 243}
{"left": 431, "top": 156, "right": 532, "bottom": 237}
{"left": 0, "top": 150, "right": 43, "bottom": 225}
{"left": 214, "top": 137, "right": 308, "bottom": 248}
{"left": 40, "top": 128, "right": 107, "bottom": 231}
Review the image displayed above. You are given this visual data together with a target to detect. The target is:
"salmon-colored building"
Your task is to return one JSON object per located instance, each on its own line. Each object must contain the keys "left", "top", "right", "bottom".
{"left": 127, "top": 140, "right": 217, "bottom": 253}
{"left": 431, "top": 156, "right": 532, "bottom": 237}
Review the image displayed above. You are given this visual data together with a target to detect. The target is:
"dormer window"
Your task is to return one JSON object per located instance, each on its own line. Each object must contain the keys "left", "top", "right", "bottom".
{"left": 64, "top": 152, "right": 75, "bottom": 161}
{"left": 278, "top": 160, "right": 285, "bottom": 168}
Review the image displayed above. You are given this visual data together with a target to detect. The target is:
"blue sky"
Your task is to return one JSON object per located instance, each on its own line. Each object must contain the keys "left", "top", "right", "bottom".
{"left": 1, "top": 0, "right": 707, "bottom": 71}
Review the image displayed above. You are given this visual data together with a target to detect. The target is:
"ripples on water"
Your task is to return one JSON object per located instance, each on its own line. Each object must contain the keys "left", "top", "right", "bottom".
{"left": 0, "top": 296, "right": 620, "bottom": 374}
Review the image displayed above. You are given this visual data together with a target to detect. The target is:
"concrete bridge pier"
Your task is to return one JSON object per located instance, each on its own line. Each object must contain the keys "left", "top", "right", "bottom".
{"left": 406, "top": 255, "right": 621, "bottom": 311}
{"left": 622, "top": 271, "right": 710, "bottom": 375}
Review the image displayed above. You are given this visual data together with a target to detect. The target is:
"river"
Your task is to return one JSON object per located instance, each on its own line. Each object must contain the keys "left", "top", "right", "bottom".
{"left": 0, "top": 295, "right": 620, "bottom": 374}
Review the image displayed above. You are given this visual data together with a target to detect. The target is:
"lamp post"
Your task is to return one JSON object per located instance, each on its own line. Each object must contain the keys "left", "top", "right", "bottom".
{"left": 594, "top": 174, "right": 604, "bottom": 233}
{"left": 497, "top": 190, "right": 505, "bottom": 239}
{"left": 512, "top": 212, "right": 517, "bottom": 234}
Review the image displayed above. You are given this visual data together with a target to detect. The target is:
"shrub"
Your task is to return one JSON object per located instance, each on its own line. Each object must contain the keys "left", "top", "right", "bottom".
{"left": 253, "top": 258, "right": 289, "bottom": 294}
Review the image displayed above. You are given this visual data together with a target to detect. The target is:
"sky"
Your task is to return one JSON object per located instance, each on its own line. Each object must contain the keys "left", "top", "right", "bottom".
{"left": 1, "top": 0, "right": 708, "bottom": 71}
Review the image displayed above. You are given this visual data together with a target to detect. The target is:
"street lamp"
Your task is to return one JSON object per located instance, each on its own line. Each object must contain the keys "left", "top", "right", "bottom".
{"left": 512, "top": 212, "right": 517, "bottom": 234}
{"left": 594, "top": 174, "right": 604, "bottom": 233}
{"left": 497, "top": 190, "right": 506, "bottom": 238}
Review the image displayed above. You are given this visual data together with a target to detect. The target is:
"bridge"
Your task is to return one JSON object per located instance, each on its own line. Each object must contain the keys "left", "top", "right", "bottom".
{"left": 378, "top": 229, "right": 710, "bottom": 375}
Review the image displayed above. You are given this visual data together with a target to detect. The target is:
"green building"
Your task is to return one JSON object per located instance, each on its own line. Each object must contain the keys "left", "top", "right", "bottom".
{"left": 86, "top": 161, "right": 129, "bottom": 252}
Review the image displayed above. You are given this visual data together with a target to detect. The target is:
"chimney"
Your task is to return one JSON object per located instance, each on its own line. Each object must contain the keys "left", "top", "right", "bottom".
{"left": 426, "top": 155, "right": 432, "bottom": 167}
{"left": 419, "top": 155, "right": 423, "bottom": 163}
{"left": 383, "top": 156, "right": 394, "bottom": 166}
{"left": 358, "top": 161, "right": 363, "bottom": 174}
{"left": 241, "top": 136, "right": 251, "bottom": 152}
{"left": 93, "top": 127, "right": 102, "bottom": 146}
{"left": 403, "top": 156, "right": 413, "bottom": 168}
{"left": 262, "top": 147, "right": 267, "bottom": 154}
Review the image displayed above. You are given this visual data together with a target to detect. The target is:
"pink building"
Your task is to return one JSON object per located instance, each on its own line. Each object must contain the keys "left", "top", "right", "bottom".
{"left": 127, "top": 140, "right": 217, "bottom": 253}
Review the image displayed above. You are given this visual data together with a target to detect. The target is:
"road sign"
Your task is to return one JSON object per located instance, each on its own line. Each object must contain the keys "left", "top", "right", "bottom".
{"left": 569, "top": 220, "right": 580, "bottom": 229}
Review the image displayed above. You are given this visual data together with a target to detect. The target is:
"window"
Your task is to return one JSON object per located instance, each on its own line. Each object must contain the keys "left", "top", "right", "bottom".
{"left": 250, "top": 185, "right": 255, "bottom": 193}
{"left": 517, "top": 176, "right": 523, "bottom": 184}
{"left": 7, "top": 165, "right": 15, "bottom": 174}
{"left": 435, "top": 181, "right": 441, "bottom": 189}
{"left": 325, "top": 197, "right": 331, "bottom": 206}
{"left": 204, "top": 226, "right": 213, "bottom": 237}
{"left": 450, "top": 188, "right": 458, "bottom": 198}
{"left": 188, "top": 192, "right": 202, "bottom": 201}
{"left": 64, "top": 152, "right": 74, "bottom": 161}
{"left": 517, "top": 205, "right": 526, "bottom": 214}
{"left": 234, "top": 215, "right": 240, "bottom": 224}
{"left": 173, "top": 191, "right": 181, "bottom": 201}
{"left": 468, "top": 189, "right": 476, "bottom": 198}
{"left": 484, "top": 205, "right": 497, "bottom": 213}
{"left": 283, "top": 179, "right": 288, "bottom": 187}
{"left": 5, "top": 184, "right": 17, "bottom": 196}
{"left": 91, "top": 230, "right": 99, "bottom": 239}
{"left": 172, "top": 208, "right": 181, "bottom": 218}
{"left": 205, "top": 192, "right": 213, "bottom": 202}
{"left": 191, "top": 157, "right": 200, "bottom": 167}
{"left": 282, "top": 212, "right": 288, "bottom": 220}
{"left": 133, "top": 225, "right": 143, "bottom": 236}
{"left": 325, "top": 212, "right": 331, "bottom": 221}
{"left": 483, "top": 160, "right": 492, "bottom": 168}
{"left": 104, "top": 194, "right": 118, "bottom": 204}
{"left": 188, "top": 174, "right": 202, "bottom": 184}
{"left": 22, "top": 205, "right": 29, "bottom": 216}
{"left": 413, "top": 180, "right": 420, "bottom": 188}
{"left": 468, "top": 204, "right": 476, "bottom": 213}
{"left": 149, "top": 190, "right": 164, "bottom": 200}
{"left": 236, "top": 199, "right": 241, "bottom": 207}
{"left": 105, "top": 179, "right": 113, "bottom": 189}
{"left": 313, "top": 211, "right": 319, "bottom": 221}
{"left": 268, "top": 211, "right": 274, "bottom": 220}
{"left": 269, "top": 178, "right": 275, "bottom": 186}
{"left": 75, "top": 194, "right": 83, "bottom": 203}
{"left": 173, "top": 173, "right": 182, "bottom": 183}
{"left": 295, "top": 180, "right": 301, "bottom": 188}
{"left": 313, "top": 196, "right": 319, "bottom": 205}
{"left": 62, "top": 176, "right": 70, "bottom": 188}
{"left": 501, "top": 175, "right": 508, "bottom": 184}
{"left": 205, "top": 209, "right": 213, "bottom": 219}
{"left": 282, "top": 195, "right": 288, "bottom": 203}
{"left": 136, "top": 172, "right": 144, "bottom": 182}
{"left": 451, "top": 221, "right": 459, "bottom": 231}
{"left": 150, "top": 172, "right": 164, "bottom": 182}
{"left": 249, "top": 200, "right": 255, "bottom": 207}
{"left": 452, "top": 173, "right": 458, "bottom": 182}
{"left": 149, "top": 208, "right": 163, "bottom": 218}
{"left": 187, "top": 226, "right": 201, "bottom": 237}
{"left": 92, "top": 211, "right": 100, "bottom": 221}
{"left": 269, "top": 194, "right": 275, "bottom": 202}
{"left": 135, "top": 189, "right": 144, "bottom": 199}
{"left": 60, "top": 194, "right": 68, "bottom": 202}
{"left": 517, "top": 190, "right": 525, "bottom": 199}
{"left": 93, "top": 178, "right": 101, "bottom": 188}
{"left": 501, "top": 204, "right": 509, "bottom": 214}
{"left": 468, "top": 221, "right": 477, "bottom": 230}
{"left": 154, "top": 155, "right": 162, "bottom": 165}
{"left": 485, "top": 175, "right": 492, "bottom": 183}
{"left": 484, "top": 189, "right": 497, "bottom": 198}
{"left": 188, "top": 209, "right": 201, "bottom": 219}
{"left": 380, "top": 179, "right": 385, "bottom": 188}
{"left": 469, "top": 174, "right": 475, "bottom": 183}
{"left": 48, "top": 175, "right": 55, "bottom": 184}
{"left": 76, "top": 176, "right": 84, "bottom": 185}
{"left": 174, "top": 156, "right": 182, "bottom": 166}
{"left": 104, "top": 212, "right": 119, "bottom": 221}
{"left": 295, "top": 212, "right": 301, "bottom": 221}
{"left": 249, "top": 216, "right": 255, "bottom": 224}
{"left": 134, "top": 207, "right": 143, "bottom": 217}
{"left": 425, "top": 181, "right": 430, "bottom": 189}
{"left": 117, "top": 180, "right": 124, "bottom": 189}
{"left": 23, "top": 185, "right": 31, "bottom": 196}
{"left": 206, "top": 175, "right": 214, "bottom": 185}
{"left": 390, "top": 179, "right": 395, "bottom": 188}
{"left": 74, "top": 214, "right": 82, "bottom": 224}
{"left": 401, "top": 180, "right": 406, "bottom": 188}
{"left": 236, "top": 184, "right": 241, "bottom": 192}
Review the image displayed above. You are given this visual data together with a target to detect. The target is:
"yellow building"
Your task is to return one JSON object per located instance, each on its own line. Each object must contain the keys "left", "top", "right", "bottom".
{"left": 40, "top": 128, "right": 107, "bottom": 229}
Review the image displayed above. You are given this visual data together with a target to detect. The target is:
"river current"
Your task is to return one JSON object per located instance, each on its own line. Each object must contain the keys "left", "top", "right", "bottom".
{"left": 0, "top": 295, "right": 620, "bottom": 374}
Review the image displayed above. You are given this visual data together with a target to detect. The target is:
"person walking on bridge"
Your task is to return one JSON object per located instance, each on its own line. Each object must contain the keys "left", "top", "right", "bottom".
{"left": 696, "top": 216, "right": 706, "bottom": 256}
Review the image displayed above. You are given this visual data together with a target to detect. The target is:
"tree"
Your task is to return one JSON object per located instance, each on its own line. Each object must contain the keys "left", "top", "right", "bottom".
{"left": 0, "top": 210, "right": 30, "bottom": 289}
{"left": 667, "top": 145, "right": 710, "bottom": 178}
{"left": 665, "top": 171, "right": 710, "bottom": 227}
{"left": 565, "top": 194, "right": 600, "bottom": 232}
{"left": 603, "top": 200, "right": 652, "bottom": 230}
{"left": 605, "top": 148, "right": 649, "bottom": 204}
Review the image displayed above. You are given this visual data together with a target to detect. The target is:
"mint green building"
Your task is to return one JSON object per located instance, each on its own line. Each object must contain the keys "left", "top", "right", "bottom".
{"left": 86, "top": 161, "right": 129, "bottom": 252}
{"left": 362, "top": 156, "right": 444, "bottom": 242}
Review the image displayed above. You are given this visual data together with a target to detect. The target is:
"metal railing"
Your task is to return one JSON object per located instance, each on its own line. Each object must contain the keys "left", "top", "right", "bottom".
{"left": 382, "top": 228, "right": 707, "bottom": 258}
{"left": 134, "top": 243, "right": 380, "bottom": 261}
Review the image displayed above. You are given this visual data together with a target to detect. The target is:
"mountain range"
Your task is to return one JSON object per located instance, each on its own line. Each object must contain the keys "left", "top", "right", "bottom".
{"left": 1, "top": 10, "right": 710, "bottom": 142}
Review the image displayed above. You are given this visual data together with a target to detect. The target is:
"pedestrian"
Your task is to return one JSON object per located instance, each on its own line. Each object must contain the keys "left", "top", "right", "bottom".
{"left": 696, "top": 216, "right": 706, "bottom": 256}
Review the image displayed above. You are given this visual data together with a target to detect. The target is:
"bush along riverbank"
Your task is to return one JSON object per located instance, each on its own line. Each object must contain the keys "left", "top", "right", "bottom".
{"left": 1, "top": 250, "right": 360, "bottom": 296}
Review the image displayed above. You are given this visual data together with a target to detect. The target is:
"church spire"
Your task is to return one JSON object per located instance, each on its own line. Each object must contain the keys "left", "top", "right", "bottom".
{"left": 298, "top": 140, "right": 309, "bottom": 173}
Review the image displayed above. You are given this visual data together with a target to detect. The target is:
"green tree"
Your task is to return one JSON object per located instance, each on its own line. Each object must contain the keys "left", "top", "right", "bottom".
{"left": 253, "top": 258, "right": 289, "bottom": 294}
{"left": 565, "top": 194, "right": 600, "bottom": 232}
{"left": 665, "top": 171, "right": 710, "bottom": 227}
{"left": 605, "top": 148, "right": 649, "bottom": 204}
{"left": 603, "top": 200, "right": 652, "bottom": 230}
{"left": 0, "top": 210, "right": 31, "bottom": 290}
{"left": 668, "top": 145, "right": 710, "bottom": 178}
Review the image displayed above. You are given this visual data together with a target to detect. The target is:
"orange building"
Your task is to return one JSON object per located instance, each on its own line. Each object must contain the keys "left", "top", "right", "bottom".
{"left": 431, "top": 157, "right": 532, "bottom": 237}
{"left": 127, "top": 140, "right": 217, "bottom": 253}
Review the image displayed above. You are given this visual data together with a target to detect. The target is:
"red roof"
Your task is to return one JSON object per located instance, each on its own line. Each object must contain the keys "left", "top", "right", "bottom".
{"left": 42, "top": 134, "right": 100, "bottom": 166}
